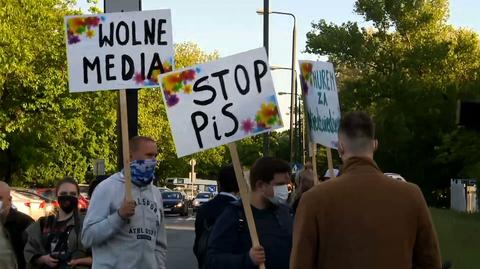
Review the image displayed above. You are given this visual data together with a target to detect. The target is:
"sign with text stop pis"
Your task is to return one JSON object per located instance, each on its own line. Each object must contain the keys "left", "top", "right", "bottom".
{"left": 160, "top": 48, "right": 283, "bottom": 157}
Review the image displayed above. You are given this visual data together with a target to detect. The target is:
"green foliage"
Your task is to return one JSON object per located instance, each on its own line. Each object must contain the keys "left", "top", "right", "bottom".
{"left": 306, "top": 0, "right": 480, "bottom": 194}
{"left": 431, "top": 208, "right": 480, "bottom": 268}
{"left": 86, "top": 0, "right": 102, "bottom": 14}
{"left": 0, "top": 0, "right": 117, "bottom": 186}
{"left": 0, "top": 0, "right": 292, "bottom": 187}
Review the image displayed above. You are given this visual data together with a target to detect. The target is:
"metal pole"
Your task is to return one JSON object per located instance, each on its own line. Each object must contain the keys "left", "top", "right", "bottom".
{"left": 104, "top": 0, "right": 141, "bottom": 169}
{"left": 297, "top": 95, "right": 303, "bottom": 164}
{"left": 262, "top": 0, "right": 270, "bottom": 156}
{"left": 288, "top": 16, "right": 297, "bottom": 164}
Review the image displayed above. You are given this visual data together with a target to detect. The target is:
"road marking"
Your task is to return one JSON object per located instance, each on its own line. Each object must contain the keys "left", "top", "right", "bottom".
{"left": 166, "top": 225, "right": 195, "bottom": 231}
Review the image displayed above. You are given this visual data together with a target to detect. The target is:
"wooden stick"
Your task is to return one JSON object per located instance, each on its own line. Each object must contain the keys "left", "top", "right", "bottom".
{"left": 326, "top": 147, "right": 336, "bottom": 179}
{"left": 311, "top": 143, "right": 319, "bottom": 185}
{"left": 227, "top": 143, "right": 266, "bottom": 269}
{"left": 119, "top": 90, "right": 133, "bottom": 201}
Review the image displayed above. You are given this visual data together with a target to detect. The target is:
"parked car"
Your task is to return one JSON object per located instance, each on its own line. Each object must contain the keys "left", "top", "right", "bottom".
{"left": 158, "top": 186, "right": 172, "bottom": 193}
{"left": 79, "top": 184, "right": 90, "bottom": 200}
{"left": 11, "top": 189, "right": 55, "bottom": 220}
{"left": 162, "top": 191, "right": 189, "bottom": 216}
{"left": 384, "top": 173, "right": 406, "bottom": 182}
{"left": 36, "top": 188, "right": 90, "bottom": 213}
{"left": 193, "top": 192, "right": 214, "bottom": 211}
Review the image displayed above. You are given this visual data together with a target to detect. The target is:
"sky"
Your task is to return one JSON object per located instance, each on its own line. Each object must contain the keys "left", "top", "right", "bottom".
{"left": 78, "top": 0, "right": 480, "bottom": 129}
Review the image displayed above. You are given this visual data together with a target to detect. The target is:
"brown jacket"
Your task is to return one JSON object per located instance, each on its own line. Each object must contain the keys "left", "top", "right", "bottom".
{"left": 291, "top": 157, "right": 441, "bottom": 269}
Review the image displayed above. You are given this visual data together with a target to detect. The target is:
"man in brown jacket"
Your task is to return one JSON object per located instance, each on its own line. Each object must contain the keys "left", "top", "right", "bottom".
{"left": 291, "top": 111, "right": 441, "bottom": 269}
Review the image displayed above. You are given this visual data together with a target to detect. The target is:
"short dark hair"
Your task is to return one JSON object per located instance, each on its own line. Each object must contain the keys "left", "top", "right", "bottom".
{"left": 338, "top": 111, "right": 375, "bottom": 139}
{"left": 249, "top": 157, "right": 290, "bottom": 190}
{"left": 338, "top": 111, "right": 376, "bottom": 154}
{"left": 217, "top": 165, "right": 239, "bottom": 193}
{"left": 129, "top": 136, "right": 156, "bottom": 153}
{"left": 55, "top": 176, "right": 80, "bottom": 196}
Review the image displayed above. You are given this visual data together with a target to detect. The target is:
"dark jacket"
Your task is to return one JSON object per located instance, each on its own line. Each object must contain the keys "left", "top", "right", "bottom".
{"left": 207, "top": 201, "right": 293, "bottom": 269}
{"left": 4, "top": 208, "right": 34, "bottom": 269}
{"left": 193, "top": 193, "right": 237, "bottom": 267}
{"left": 24, "top": 213, "right": 90, "bottom": 269}
{"left": 291, "top": 157, "right": 442, "bottom": 269}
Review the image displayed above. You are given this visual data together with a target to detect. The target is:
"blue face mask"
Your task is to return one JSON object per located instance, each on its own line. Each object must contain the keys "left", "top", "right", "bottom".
{"left": 130, "top": 159, "right": 157, "bottom": 187}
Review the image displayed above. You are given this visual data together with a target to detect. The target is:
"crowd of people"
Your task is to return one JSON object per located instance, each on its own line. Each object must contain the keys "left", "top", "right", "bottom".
{"left": 0, "top": 111, "right": 443, "bottom": 269}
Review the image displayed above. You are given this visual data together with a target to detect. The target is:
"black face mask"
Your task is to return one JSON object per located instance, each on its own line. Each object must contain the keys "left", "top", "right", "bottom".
{"left": 57, "top": 195, "right": 78, "bottom": 214}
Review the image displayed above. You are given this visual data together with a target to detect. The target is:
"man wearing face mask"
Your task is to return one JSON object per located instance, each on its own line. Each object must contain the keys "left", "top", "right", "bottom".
{"left": 82, "top": 136, "right": 167, "bottom": 269}
{"left": 207, "top": 157, "right": 293, "bottom": 269}
{"left": 0, "top": 181, "right": 33, "bottom": 269}
{"left": 291, "top": 112, "right": 441, "bottom": 269}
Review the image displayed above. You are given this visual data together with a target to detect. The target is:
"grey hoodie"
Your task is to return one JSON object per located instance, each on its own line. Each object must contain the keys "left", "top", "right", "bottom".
{"left": 82, "top": 172, "right": 167, "bottom": 269}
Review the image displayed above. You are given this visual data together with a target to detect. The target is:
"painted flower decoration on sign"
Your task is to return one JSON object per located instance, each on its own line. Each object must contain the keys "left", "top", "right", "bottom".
{"left": 161, "top": 69, "right": 198, "bottom": 107}
{"left": 134, "top": 59, "right": 175, "bottom": 86}
{"left": 241, "top": 119, "right": 256, "bottom": 134}
{"left": 67, "top": 16, "right": 103, "bottom": 44}
{"left": 300, "top": 62, "right": 313, "bottom": 94}
{"left": 255, "top": 101, "right": 281, "bottom": 130}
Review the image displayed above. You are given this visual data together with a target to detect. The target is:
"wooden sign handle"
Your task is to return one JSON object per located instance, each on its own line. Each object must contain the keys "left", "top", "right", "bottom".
{"left": 227, "top": 143, "right": 266, "bottom": 269}
{"left": 119, "top": 90, "right": 133, "bottom": 201}
{"left": 310, "top": 143, "right": 319, "bottom": 185}
{"left": 326, "top": 147, "right": 336, "bottom": 179}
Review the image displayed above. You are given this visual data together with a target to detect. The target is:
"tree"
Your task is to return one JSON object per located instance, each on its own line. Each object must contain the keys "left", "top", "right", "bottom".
{"left": 0, "top": 0, "right": 118, "bottom": 186}
{"left": 305, "top": 0, "right": 480, "bottom": 197}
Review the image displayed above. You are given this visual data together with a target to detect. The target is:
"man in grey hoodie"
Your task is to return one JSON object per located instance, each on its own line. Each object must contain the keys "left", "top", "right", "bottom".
{"left": 82, "top": 136, "right": 167, "bottom": 268}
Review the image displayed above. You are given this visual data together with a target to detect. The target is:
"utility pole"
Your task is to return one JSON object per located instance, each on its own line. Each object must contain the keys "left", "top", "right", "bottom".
{"left": 262, "top": 0, "right": 270, "bottom": 156}
{"left": 104, "top": 0, "right": 141, "bottom": 169}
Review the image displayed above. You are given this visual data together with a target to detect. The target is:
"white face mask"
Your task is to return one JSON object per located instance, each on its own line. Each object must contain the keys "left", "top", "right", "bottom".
{"left": 268, "top": 184, "right": 289, "bottom": 205}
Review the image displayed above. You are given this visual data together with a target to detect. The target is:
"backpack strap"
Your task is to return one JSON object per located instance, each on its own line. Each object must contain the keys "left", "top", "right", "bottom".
{"left": 39, "top": 215, "right": 56, "bottom": 251}
{"left": 232, "top": 202, "right": 246, "bottom": 233}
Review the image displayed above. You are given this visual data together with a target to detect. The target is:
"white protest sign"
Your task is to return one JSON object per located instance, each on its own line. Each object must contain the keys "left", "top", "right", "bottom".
{"left": 299, "top": 60, "right": 341, "bottom": 149}
{"left": 160, "top": 48, "right": 283, "bottom": 157}
{"left": 65, "top": 10, "right": 174, "bottom": 92}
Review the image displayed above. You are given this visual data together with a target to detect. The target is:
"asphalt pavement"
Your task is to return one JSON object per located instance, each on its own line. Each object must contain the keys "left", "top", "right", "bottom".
{"left": 165, "top": 214, "right": 198, "bottom": 269}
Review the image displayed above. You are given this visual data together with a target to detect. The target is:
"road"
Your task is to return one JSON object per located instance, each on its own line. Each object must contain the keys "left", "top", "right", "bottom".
{"left": 165, "top": 214, "right": 198, "bottom": 269}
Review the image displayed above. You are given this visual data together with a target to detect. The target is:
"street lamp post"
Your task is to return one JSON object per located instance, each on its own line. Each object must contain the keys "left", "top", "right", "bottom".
{"left": 277, "top": 90, "right": 303, "bottom": 164}
{"left": 262, "top": 0, "right": 270, "bottom": 156}
{"left": 272, "top": 66, "right": 299, "bottom": 164}
{"left": 258, "top": 9, "right": 296, "bottom": 163}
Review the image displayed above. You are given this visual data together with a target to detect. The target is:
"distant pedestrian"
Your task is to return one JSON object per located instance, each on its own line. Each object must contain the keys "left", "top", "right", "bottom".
{"left": 0, "top": 181, "right": 33, "bottom": 269}
{"left": 207, "top": 157, "right": 293, "bottom": 269}
{"left": 193, "top": 165, "right": 239, "bottom": 269}
{"left": 24, "top": 177, "right": 92, "bottom": 269}
{"left": 291, "top": 111, "right": 442, "bottom": 269}
{"left": 290, "top": 169, "right": 314, "bottom": 215}
{"left": 87, "top": 175, "right": 109, "bottom": 199}
{"left": 82, "top": 136, "right": 167, "bottom": 269}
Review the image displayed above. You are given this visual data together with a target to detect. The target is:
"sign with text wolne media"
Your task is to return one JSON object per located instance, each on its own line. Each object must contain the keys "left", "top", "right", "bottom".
{"left": 65, "top": 10, "right": 174, "bottom": 92}
{"left": 160, "top": 48, "right": 283, "bottom": 157}
{"left": 299, "top": 60, "right": 341, "bottom": 149}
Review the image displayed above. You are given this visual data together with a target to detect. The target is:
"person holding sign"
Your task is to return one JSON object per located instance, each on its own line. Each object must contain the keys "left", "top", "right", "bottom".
{"left": 207, "top": 157, "right": 293, "bottom": 269}
{"left": 82, "top": 136, "right": 167, "bottom": 269}
{"left": 291, "top": 112, "right": 441, "bottom": 269}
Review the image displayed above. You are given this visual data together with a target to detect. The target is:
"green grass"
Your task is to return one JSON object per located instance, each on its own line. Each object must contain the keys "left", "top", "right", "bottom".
{"left": 430, "top": 208, "right": 480, "bottom": 269}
